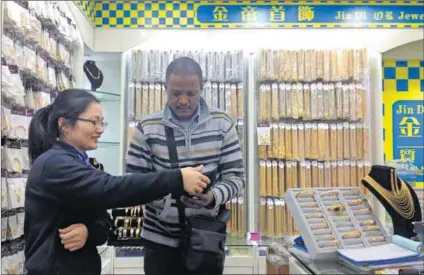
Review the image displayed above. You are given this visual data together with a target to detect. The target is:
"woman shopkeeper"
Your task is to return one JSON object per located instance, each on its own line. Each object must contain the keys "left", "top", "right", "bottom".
{"left": 24, "top": 89, "right": 210, "bottom": 275}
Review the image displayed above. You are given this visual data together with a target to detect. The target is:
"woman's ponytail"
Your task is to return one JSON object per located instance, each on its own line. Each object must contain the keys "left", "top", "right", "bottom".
{"left": 28, "top": 106, "right": 56, "bottom": 164}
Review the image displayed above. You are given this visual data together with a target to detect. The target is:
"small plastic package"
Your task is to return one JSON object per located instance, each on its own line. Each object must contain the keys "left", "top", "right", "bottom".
{"left": 343, "top": 122, "right": 350, "bottom": 159}
{"left": 303, "top": 84, "right": 311, "bottom": 120}
{"left": 271, "top": 83, "right": 279, "bottom": 121}
{"left": 237, "top": 83, "right": 244, "bottom": 118}
{"left": 279, "top": 83, "right": 286, "bottom": 118}
{"left": 310, "top": 84, "right": 318, "bottom": 120}
{"left": 148, "top": 83, "right": 155, "bottom": 116}
{"left": 298, "top": 123, "right": 305, "bottom": 160}
{"left": 230, "top": 84, "right": 238, "bottom": 120}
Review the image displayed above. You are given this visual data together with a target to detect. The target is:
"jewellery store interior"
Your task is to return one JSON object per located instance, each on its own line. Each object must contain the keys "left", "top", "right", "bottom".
{"left": 1, "top": 1, "right": 424, "bottom": 275}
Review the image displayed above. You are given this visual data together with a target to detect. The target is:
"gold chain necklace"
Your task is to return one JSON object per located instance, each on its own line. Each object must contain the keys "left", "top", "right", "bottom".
{"left": 363, "top": 171, "right": 415, "bottom": 219}
{"left": 84, "top": 64, "right": 101, "bottom": 80}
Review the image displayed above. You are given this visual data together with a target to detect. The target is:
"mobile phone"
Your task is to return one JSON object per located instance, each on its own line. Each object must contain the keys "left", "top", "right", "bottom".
{"left": 183, "top": 164, "right": 218, "bottom": 197}
{"left": 201, "top": 164, "right": 218, "bottom": 194}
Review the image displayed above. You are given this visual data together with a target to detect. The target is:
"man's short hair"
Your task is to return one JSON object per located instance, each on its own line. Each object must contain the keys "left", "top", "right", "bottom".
{"left": 165, "top": 57, "right": 203, "bottom": 87}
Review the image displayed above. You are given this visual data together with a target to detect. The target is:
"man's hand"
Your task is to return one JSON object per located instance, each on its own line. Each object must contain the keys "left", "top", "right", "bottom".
{"left": 181, "top": 191, "right": 214, "bottom": 209}
{"left": 59, "top": 223, "right": 88, "bottom": 252}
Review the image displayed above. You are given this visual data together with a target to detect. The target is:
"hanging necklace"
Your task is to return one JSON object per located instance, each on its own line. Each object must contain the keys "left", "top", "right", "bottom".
{"left": 84, "top": 64, "right": 101, "bottom": 80}
{"left": 363, "top": 170, "right": 415, "bottom": 219}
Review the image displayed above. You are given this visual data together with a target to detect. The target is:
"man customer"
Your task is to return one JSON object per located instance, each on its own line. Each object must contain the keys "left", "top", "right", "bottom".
{"left": 126, "top": 57, "right": 245, "bottom": 274}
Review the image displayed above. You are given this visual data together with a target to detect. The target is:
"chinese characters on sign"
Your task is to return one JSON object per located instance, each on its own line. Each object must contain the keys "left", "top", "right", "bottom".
{"left": 270, "top": 6, "right": 285, "bottom": 22}
{"left": 393, "top": 101, "right": 424, "bottom": 182}
{"left": 241, "top": 6, "right": 257, "bottom": 21}
{"left": 298, "top": 6, "right": 314, "bottom": 21}
{"left": 213, "top": 6, "right": 228, "bottom": 21}
{"left": 196, "top": 4, "right": 424, "bottom": 26}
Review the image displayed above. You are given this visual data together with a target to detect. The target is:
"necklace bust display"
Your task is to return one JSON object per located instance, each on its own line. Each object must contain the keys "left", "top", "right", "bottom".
{"left": 362, "top": 165, "right": 422, "bottom": 239}
{"left": 83, "top": 60, "right": 103, "bottom": 91}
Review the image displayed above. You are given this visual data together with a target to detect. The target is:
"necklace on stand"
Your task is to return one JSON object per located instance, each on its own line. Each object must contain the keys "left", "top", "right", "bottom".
{"left": 84, "top": 64, "right": 101, "bottom": 80}
{"left": 363, "top": 170, "right": 415, "bottom": 219}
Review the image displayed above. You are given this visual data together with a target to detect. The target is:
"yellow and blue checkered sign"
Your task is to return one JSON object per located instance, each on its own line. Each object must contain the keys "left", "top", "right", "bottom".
{"left": 75, "top": 1, "right": 424, "bottom": 29}
{"left": 383, "top": 60, "right": 424, "bottom": 187}
{"left": 75, "top": 0, "right": 95, "bottom": 24}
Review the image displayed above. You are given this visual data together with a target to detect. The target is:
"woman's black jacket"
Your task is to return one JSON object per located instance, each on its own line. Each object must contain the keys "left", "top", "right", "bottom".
{"left": 24, "top": 141, "right": 183, "bottom": 275}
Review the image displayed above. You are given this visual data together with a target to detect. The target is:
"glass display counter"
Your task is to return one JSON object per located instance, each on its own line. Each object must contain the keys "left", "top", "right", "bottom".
{"left": 289, "top": 252, "right": 363, "bottom": 275}
{"left": 113, "top": 237, "right": 259, "bottom": 275}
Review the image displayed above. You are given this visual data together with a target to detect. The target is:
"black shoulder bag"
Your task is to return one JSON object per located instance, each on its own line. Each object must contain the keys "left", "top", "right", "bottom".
{"left": 164, "top": 126, "right": 230, "bottom": 273}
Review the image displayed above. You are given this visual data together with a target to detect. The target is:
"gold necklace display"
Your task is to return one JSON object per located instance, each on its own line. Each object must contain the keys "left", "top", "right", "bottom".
{"left": 363, "top": 170, "right": 415, "bottom": 220}
{"left": 84, "top": 64, "right": 101, "bottom": 80}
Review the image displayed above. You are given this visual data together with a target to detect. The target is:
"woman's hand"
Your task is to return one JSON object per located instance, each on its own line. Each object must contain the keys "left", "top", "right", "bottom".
{"left": 181, "top": 165, "right": 210, "bottom": 195}
{"left": 59, "top": 223, "right": 88, "bottom": 252}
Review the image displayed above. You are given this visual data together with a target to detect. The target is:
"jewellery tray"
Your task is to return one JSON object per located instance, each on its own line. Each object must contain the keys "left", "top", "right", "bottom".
{"left": 284, "top": 187, "right": 390, "bottom": 260}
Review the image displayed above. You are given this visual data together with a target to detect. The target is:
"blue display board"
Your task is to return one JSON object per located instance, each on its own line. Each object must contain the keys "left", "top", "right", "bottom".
{"left": 392, "top": 100, "right": 424, "bottom": 183}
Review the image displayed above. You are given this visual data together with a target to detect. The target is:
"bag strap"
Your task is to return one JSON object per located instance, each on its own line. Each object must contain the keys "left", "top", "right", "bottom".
{"left": 164, "top": 126, "right": 187, "bottom": 249}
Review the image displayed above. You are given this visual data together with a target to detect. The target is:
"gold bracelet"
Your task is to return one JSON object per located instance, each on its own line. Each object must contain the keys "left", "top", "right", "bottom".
{"left": 136, "top": 228, "right": 141, "bottom": 238}
{"left": 342, "top": 230, "right": 362, "bottom": 239}
{"left": 363, "top": 225, "right": 380, "bottom": 232}
{"left": 327, "top": 204, "right": 345, "bottom": 213}
{"left": 130, "top": 228, "right": 134, "bottom": 238}
{"left": 125, "top": 208, "right": 129, "bottom": 216}
{"left": 354, "top": 208, "right": 371, "bottom": 215}
{"left": 124, "top": 218, "right": 129, "bottom": 228}
{"left": 137, "top": 217, "right": 142, "bottom": 229}
{"left": 342, "top": 189, "right": 360, "bottom": 196}
{"left": 114, "top": 218, "right": 119, "bottom": 228}
{"left": 123, "top": 228, "right": 127, "bottom": 238}
{"left": 360, "top": 219, "right": 375, "bottom": 226}
{"left": 118, "top": 228, "right": 123, "bottom": 238}
{"left": 296, "top": 190, "right": 316, "bottom": 198}
{"left": 347, "top": 199, "right": 367, "bottom": 206}
{"left": 299, "top": 202, "right": 318, "bottom": 208}
{"left": 320, "top": 190, "right": 338, "bottom": 197}
{"left": 311, "top": 222, "right": 328, "bottom": 230}
{"left": 333, "top": 215, "right": 351, "bottom": 221}
{"left": 305, "top": 213, "right": 324, "bottom": 219}
{"left": 368, "top": 236, "right": 385, "bottom": 243}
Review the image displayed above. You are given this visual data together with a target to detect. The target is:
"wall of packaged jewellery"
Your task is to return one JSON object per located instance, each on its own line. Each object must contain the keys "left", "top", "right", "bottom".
{"left": 255, "top": 49, "right": 372, "bottom": 239}
{"left": 115, "top": 48, "right": 248, "bottom": 246}
{"left": 1, "top": 1, "right": 82, "bottom": 273}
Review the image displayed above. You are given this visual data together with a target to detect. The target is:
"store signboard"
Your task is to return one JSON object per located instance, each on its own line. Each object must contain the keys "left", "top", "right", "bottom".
{"left": 383, "top": 60, "right": 424, "bottom": 187}
{"left": 197, "top": 4, "right": 424, "bottom": 26}
{"left": 76, "top": 1, "right": 424, "bottom": 29}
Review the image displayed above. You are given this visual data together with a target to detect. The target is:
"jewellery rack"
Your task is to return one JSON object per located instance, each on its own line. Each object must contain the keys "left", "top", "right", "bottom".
{"left": 108, "top": 206, "right": 144, "bottom": 246}
{"left": 284, "top": 187, "right": 390, "bottom": 260}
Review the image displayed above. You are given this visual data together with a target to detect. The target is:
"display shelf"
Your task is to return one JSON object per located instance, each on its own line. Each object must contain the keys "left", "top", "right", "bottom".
{"left": 254, "top": 48, "right": 372, "bottom": 239}
{"left": 116, "top": 48, "right": 249, "bottom": 248}
{"left": 89, "top": 90, "right": 121, "bottom": 102}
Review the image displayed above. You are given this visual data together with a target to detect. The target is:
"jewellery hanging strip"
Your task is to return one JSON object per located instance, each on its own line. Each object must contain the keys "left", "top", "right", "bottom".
{"left": 2, "top": 1, "right": 81, "bottom": 272}
{"left": 123, "top": 49, "right": 247, "bottom": 241}
{"left": 256, "top": 48, "right": 371, "bottom": 239}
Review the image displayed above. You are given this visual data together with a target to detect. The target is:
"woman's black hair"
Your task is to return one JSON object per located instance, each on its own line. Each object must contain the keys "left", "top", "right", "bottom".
{"left": 28, "top": 89, "right": 99, "bottom": 164}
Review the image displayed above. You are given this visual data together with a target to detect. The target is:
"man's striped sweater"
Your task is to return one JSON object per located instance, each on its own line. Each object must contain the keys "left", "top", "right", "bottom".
{"left": 126, "top": 98, "right": 245, "bottom": 248}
